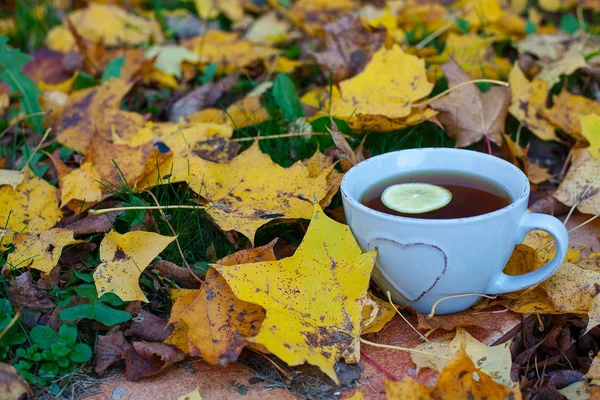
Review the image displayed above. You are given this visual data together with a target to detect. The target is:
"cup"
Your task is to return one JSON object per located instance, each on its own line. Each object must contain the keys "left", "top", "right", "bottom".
{"left": 340, "top": 148, "right": 568, "bottom": 315}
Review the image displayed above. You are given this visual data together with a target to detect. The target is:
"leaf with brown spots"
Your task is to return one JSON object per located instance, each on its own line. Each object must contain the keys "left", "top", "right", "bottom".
{"left": 180, "top": 143, "right": 337, "bottom": 243}
{"left": 168, "top": 241, "right": 275, "bottom": 365}
{"left": 554, "top": 148, "right": 600, "bottom": 215}
{"left": 124, "top": 342, "right": 184, "bottom": 382}
{"left": 53, "top": 78, "right": 145, "bottom": 154}
{"left": 430, "top": 58, "right": 510, "bottom": 147}
{"left": 125, "top": 310, "right": 173, "bottom": 342}
{"left": 93, "top": 230, "right": 176, "bottom": 302}
{"left": 212, "top": 205, "right": 376, "bottom": 383}
{"left": 7, "top": 228, "right": 83, "bottom": 274}
{"left": 0, "top": 363, "right": 32, "bottom": 400}
{"left": 540, "top": 89, "right": 600, "bottom": 140}
{"left": 388, "top": 335, "right": 522, "bottom": 399}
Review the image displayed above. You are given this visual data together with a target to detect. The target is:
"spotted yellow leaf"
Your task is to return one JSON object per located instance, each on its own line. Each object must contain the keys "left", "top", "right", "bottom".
{"left": 94, "top": 230, "right": 176, "bottom": 302}
{"left": 212, "top": 205, "right": 377, "bottom": 383}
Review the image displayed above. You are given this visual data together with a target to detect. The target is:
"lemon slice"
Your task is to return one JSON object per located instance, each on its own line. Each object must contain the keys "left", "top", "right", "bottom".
{"left": 381, "top": 183, "right": 452, "bottom": 214}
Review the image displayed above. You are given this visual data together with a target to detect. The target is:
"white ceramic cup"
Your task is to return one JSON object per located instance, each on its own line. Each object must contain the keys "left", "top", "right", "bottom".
{"left": 341, "top": 148, "right": 568, "bottom": 315}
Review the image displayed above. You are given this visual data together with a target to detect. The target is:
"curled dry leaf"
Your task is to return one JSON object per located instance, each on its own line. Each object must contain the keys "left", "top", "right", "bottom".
{"left": 7, "top": 228, "right": 83, "bottom": 274}
{"left": 167, "top": 241, "right": 275, "bottom": 365}
{"left": 151, "top": 260, "right": 201, "bottom": 289}
{"left": 8, "top": 272, "right": 55, "bottom": 310}
{"left": 0, "top": 362, "right": 32, "bottom": 400}
{"left": 361, "top": 292, "right": 395, "bottom": 335}
{"left": 309, "top": 14, "right": 385, "bottom": 83}
{"left": 93, "top": 230, "right": 176, "bottom": 302}
{"left": 95, "top": 329, "right": 132, "bottom": 376}
{"left": 327, "top": 120, "right": 358, "bottom": 167}
{"left": 430, "top": 58, "right": 510, "bottom": 147}
{"left": 125, "top": 310, "right": 173, "bottom": 342}
{"left": 508, "top": 64, "right": 557, "bottom": 141}
{"left": 124, "top": 342, "right": 185, "bottom": 382}
{"left": 212, "top": 205, "right": 376, "bottom": 383}
{"left": 389, "top": 343, "right": 522, "bottom": 399}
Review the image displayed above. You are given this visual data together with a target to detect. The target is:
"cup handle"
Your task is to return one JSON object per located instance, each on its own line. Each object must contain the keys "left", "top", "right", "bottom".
{"left": 485, "top": 213, "right": 568, "bottom": 295}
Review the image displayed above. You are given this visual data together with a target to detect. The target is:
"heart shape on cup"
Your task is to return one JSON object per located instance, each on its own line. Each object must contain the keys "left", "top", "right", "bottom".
{"left": 367, "top": 238, "right": 447, "bottom": 302}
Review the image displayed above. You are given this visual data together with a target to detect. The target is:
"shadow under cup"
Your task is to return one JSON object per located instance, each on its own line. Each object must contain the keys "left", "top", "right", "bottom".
{"left": 340, "top": 148, "right": 568, "bottom": 315}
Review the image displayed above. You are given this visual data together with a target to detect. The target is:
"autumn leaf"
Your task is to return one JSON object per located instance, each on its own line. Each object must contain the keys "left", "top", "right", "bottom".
{"left": 581, "top": 114, "right": 600, "bottom": 159}
{"left": 287, "top": 0, "right": 357, "bottom": 36}
{"left": 536, "top": 43, "right": 588, "bottom": 87}
{"left": 145, "top": 45, "right": 200, "bottom": 78}
{"left": 540, "top": 90, "right": 600, "bottom": 140}
{"left": 93, "top": 230, "right": 176, "bottom": 302}
{"left": 168, "top": 241, "right": 274, "bottom": 364}
{"left": 554, "top": 148, "right": 600, "bottom": 214}
{"left": 212, "top": 205, "right": 377, "bottom": 383}
{"left": 388, "top": 341, "right": 522, "bottom": 399}
{"left": 0, "top": 363, "right": 32, "bottom": 400}
{"left": 53, "top": 79, "right": 145, "bottom": 154}
{"left": 430, "top": 58, "right": 510, "bottom": 147}
{"left": 7, "top": 228, "right": 83, "bottom": 274}
{"left": 244, "top": 11, "right": 292, "bottom": 44}
{"left": 58, "top": 162, "right": 103, "bottom": 207}
{"left": 0, "top": 170, "right": 24, "bottom": 189}
{"left": 508, "top": 63, "right": 558, "bottom": 141}
{"left": 186, "top": 143, "right": 338, "bottom": 243}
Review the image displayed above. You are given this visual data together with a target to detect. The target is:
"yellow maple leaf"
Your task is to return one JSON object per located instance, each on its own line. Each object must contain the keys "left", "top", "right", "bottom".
{"left": 212, "top": 205, "right": 377, "bottom": 383}
{"left": 59, "top": 162, "right": 103, "bottom": 207}
{"left": 581, "top": 114, "right": 600, "bottom": 159}
{"left": 45, "top": 3, "right": 154, "bottom": 51}
{"left": 183, "top": 30, "right": 278, "bottom": 73}
{"left": 410, "top": 328, "right": 515, "bottom": 388}
{"left": 361, "top": 292, "right": 396, "bottom": 335}
{"left": 287, "top": 0, "right": 357, "bottom": 36}
{"left": 387, "top": 339, "right": 522, "bottom": 399}
{"left": 168, "top": 241, "right": 275, "bottom": 364}
{"left": 540, "top": 91, "right": 600, "bottom": 140}
{"left": 180, "top": 143, "right": 337, "bottom": 243}
{"left": 536, "top": 43, "right": 588, "bottom": 87}
{"left": 53, "top": 79, "right": 145, "bottom": 154}
{"left": 455, "top": 0, "right": 504, "bottom": 29}
{"left": 7, "top": 228, "right": 83, "bottom": 274}
{"left": 508, "top": 64, "right": 558, "bottom": 141}
{"left": 0, "top": 176, "right": 62, "bottom": 242}
{"left": 326, "top": 45, "right": 433, "bottom": 129}
{"left": 177, "top": 387, "right": 203, "bottom": 400}
{"left": 554, "top": 149, "right": 600, "bottom": 214}
{"left": 145, "top": 45, "right": 200, "bottom": 78}
{"left": 93, "top": 230, "right": 176, "bottom": 302}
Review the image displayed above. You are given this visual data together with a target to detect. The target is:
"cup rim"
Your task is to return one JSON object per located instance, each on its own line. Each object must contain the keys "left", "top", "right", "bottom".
{"left": 340, "top": 148, "right": 530, "bottom": 224}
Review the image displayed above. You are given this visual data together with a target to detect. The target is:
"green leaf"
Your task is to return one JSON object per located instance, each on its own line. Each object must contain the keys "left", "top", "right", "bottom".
{"left": 52, "top": 342, "right": 71, "bottom": 358}
{"left": 0, "top": 35, "right": 43, "bottom": 133}
{"left": 120, "top": 196, "right": 148, "bottom": 227}
{"left": 560, "top": 13, "right": 584, "bottom": 34}
{"left": 60, "top": 304, "right": 94, "bottom": 321}
{"left": 277, "top": 0, "right": 291, "bottom": 8}
{"left": 72, "top": 72, "right": 97, "bottom": 91}
{"left": 30, "top": 326, "right": 58, "bottom": 349}
{"left": 6, "top": 332, "right": 26, "bottom": 346}
{"left": 100, "top": 293, "right": 126, "bottom": 307}
{"left": 272, "top": 74, "right": 303, "bottom": 122}
{"left": 39, "top": 361, "right": 59, "bottom": 378}
{"left": 94, "top": 303, "right": 132, "bottom": 326}
{"left": 455, "top": 18, "right": 470, "bottom": 33}
{"left": 69, "top": 343, "right": 92, "bottom": 363}
{"left": 74, "top": 271, "right": 95, "bottom": 283}
{"left": 73, "top": 284, "right": 98, "bottom": 300}
{"left": 58, "top": 324, "right": 77, "bottom": 346}
{"left": 57, "top": 356, "right": 70, "bottom": 367}
{"left": 0, "top": 299, "right": 13, "bottom": 320}
{"left": 102, "top": 57, "right": 125, "bottom": 82}
{"left": 525, "top": 20, "right": 536, "bottom": 34}
{"left": 200, "top": 62, "right": 218, "bottom": 84}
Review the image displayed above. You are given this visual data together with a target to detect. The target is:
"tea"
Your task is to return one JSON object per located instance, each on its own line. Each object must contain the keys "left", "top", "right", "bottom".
{"left": 360, "top": 171, "right": 511, "bottom": 219}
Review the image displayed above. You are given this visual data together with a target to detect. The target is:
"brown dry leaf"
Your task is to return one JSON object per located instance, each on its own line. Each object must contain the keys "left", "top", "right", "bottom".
{"left": 309, "top": 14, "right": 385, "bottom": 83}
{"left": 536, "top": 43, "right": 588, "bottom": 87}
{"left": 183, "top": 30, "right": 278, "bottom": 73}
{"left": 212, "top": 205, "right": 376, "bottom": 383}
{"left": 430, "top": 58, "right": 510, "bottom": 147}
{"left": 95, "top": 330, "right": 132, "bottom": 376}
{"left": 541, "top": 90, "right": 600, "bottom": 140}
{"left": 244, "top": 11, "right": 292, "bottom": 44}
{"left": 516, "top": 33, "right": 572, "bottom": 62}
{"left": 8, "top": 272, "right": 55, "bottom": 310}
{"left": 151, "top": 260, "right": 201, "bottom": 289}
{"left": 93, "top": 230, "right": 176, "bottom": 302}
{"left": 125, "top": 310, "right": 173, "bottom": 342}
{"left": 124, "top": 342, "right": 184, "bottom": 382}
{"left": 417, "top": 310, "right": 510, "bottom": 332}
{"left": 508, "top": 64, "right": 558, "bottom": 141}
{"left": 53, "top": 79, "right": 145, "bottom": 154}
{"left": 186, "top": 143, "right": 337, "bottom": 243}
{"left": 389, "top": 343, "right": 522, "bottom": 399}
{"left": 328, "top": 119, "right": 358, "bottom": 167}
{"left": 501, "top": 134, "right": 529, "bottom": 172}
{"left": 0, "top": 363, "right": 32, "bottom": 399}
{"left": 554, "top": 148, "right": 600, "bottom": 214}
{"left": 287, "top": 0, "right": 357, "bottom": 36}
{"left": 22, "top": 48, "right": 73, "bottom": 89}
{"left": 168, "top": 241, "right": 275, "bottom": 365}
{"left": 7, "top": 228, "right": 83, "bottom": 274}
{"left": 527, "top": 162, "right": 553, "bottom": 184}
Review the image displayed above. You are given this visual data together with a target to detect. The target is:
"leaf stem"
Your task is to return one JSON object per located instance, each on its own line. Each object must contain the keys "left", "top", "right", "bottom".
{"left": 231, "top": 131, "right": 351, "bottom": 142}
{"left": 88, "top": 205, "right": 205, "bottom": 215}
{"left": 414, "top": 79, "right": 510, "bottom": 108}
{"left": 427, "top": 293, "right": 497, "bottom": 318}
{"left": 359, "top": 337, "right": 451, "bottom": 359}
{"left": 0, "top": 110, "right": 48, "bottom": 141}
{"left": 386, "top": 291, "right": 429, "bottom": 342}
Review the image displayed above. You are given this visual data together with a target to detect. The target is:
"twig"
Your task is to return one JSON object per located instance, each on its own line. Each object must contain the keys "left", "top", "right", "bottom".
{"left": 145, "top": 191, "right": 203, "bottom": 285}
{"left": 88, "top": 205, "right": 205, "bottom": 215}
{"left": 359, "top": 337, "right": 451, "bottom": 359}
{"left": 427, "top": 293, "right": 497, "bottom": 318}
{"left": 0, "top": 309, "right": 20, "bottom": 340}
{"left": 413, "top": 79, "right": 510, "bottom": 108}
{"left": 386, "top": 291, "right": 428, "bottom": 342}
{"left": 231, "top": 131, "right": 351, "bottom": 142}
{"left": 0, "top": 110, "right": 49, "bottom": 141}
{"left": 360, "top": 351, "right": 399, "bottom": 381}
{"left": 21, "top": 127, "right": 52, "bottom": 172}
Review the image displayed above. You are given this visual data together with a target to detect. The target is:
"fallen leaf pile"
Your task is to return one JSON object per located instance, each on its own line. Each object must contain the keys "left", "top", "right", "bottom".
{"left": 0, "top": 0, "right": 599, "bottom": 399}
